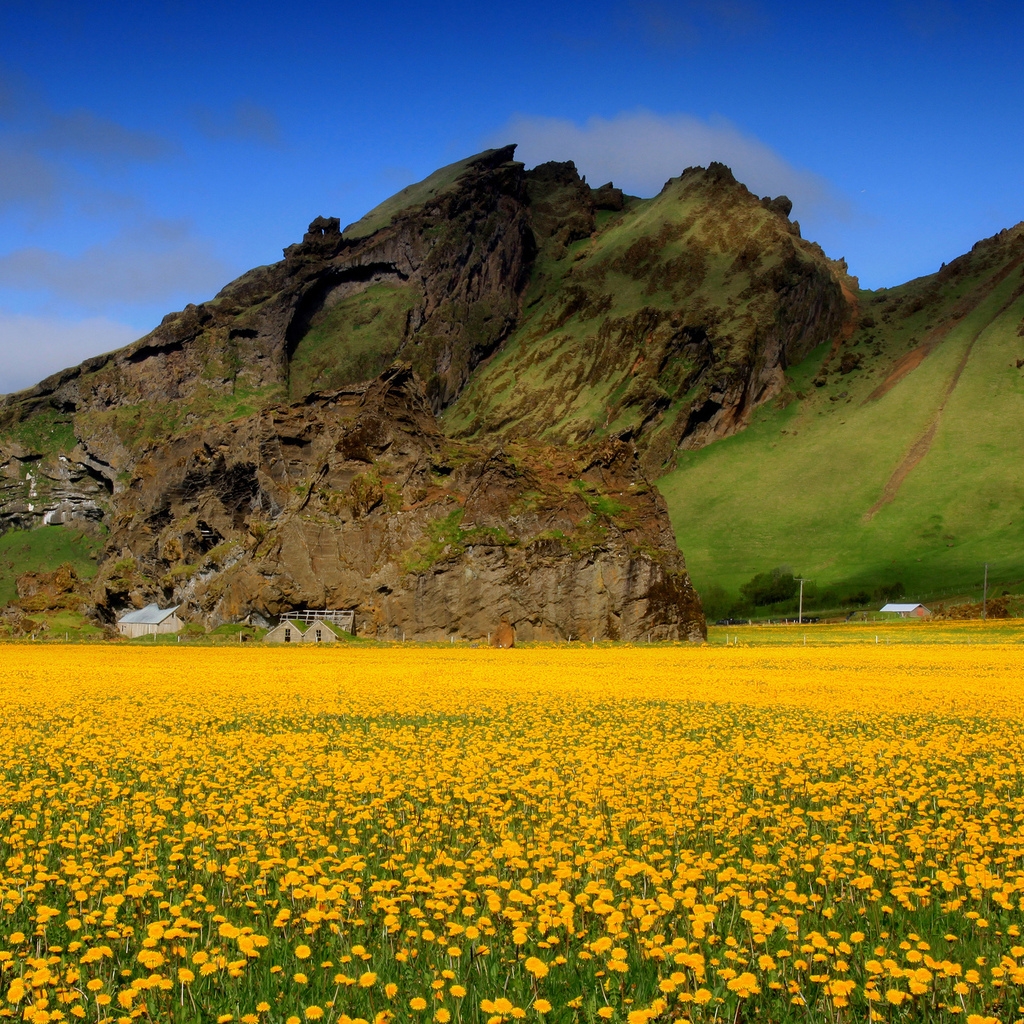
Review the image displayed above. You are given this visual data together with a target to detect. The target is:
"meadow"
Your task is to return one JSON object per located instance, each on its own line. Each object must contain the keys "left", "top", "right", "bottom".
{"left": 1, "top": 644, "right": 1023, "bottom": 1024}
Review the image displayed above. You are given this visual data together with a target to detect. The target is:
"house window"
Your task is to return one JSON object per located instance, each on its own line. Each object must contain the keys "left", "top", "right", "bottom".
{"left": 284, "top": 628, "right": 291, "bottom": 642}
{"left": 315, "top": 629, "right": 322, "bottom": 642}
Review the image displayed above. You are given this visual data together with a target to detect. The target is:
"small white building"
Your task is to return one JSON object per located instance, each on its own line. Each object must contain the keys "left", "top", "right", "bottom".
{"left": 303, "top": 619, "right": 340, "bottom": 644}
{"left": 880, "top": 602, "right": 932, "bottom": 618}
{"left": 117, "top": 604, "right": 184, "bottom": 638}
{"left": 264, "top": 621, "right": 306, "bottom": 644}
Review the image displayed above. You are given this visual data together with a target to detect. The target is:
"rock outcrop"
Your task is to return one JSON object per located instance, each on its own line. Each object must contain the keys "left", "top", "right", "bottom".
{"left": 0, "top": 437, "right": 109, "bottom": 533}
{"left": 15, "top": 563, "right": 87, "bottom": 613}
{"left": 93, "top": 365, "right": 705, "bottom": 642}
{"left": 0, "top": 146, "right": 533, "bottom": 426}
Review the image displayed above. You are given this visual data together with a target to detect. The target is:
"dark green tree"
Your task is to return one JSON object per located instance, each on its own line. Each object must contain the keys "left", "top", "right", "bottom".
{"left": 739, "top": 568, "right": 799, "bottom": 607}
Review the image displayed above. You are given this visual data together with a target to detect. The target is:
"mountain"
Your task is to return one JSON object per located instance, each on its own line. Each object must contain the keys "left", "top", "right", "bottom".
{"left": 1, "top": 144, "right": 1021, "bottom": 629}
{"left": 659, "top": 221, "right": 1024, "bottom": 614}
{"left": 0, "top": 147, "right": 713, "bottom": 640}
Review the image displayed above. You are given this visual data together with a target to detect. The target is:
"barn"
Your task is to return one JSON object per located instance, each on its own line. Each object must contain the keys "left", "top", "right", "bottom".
{"left": 880, "top": 602, "right": 932, "bottom": 618}
{"left": 117, "top": 604, "right": 184, "bottom": 638}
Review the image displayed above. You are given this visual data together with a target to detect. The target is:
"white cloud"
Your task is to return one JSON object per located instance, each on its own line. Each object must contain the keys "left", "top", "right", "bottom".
{"left": 0, "top": 311, "right": 139, "bottom": 396}
{"left": 494, "top": 110, "right": 847, "bottom": 220}
{"left": 34, "top": 108, "right": 171, "bottom": 162}
{"left": 0, "top": 70, "right": 173, "bottom": 217}
{"left": 0, "top": 219, "right": 230, "bottom": 308}
{"left": 0, "top": 143, "right": 58, "bottom": 211}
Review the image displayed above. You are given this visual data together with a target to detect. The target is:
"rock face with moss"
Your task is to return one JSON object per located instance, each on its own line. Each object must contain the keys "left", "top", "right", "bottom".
{"left": 91, "top": 365, "right": 705, "bottom": 641}
{"left": 444, "top": 161, "right": 854, "bottom": 474}
{"left": 0, "top": 430, "right": 110, "bottom": 534}
{"left": 0, "top": 147, "right": 533, "bottom": 426}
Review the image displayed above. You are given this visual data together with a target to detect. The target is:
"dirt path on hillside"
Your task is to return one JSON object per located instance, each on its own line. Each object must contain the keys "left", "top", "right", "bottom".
{"left": 864, "top": 279, "right": 1024, "bottom": 520}
{"left": 865, "top": 253, "right": 1024, "bottom": 403}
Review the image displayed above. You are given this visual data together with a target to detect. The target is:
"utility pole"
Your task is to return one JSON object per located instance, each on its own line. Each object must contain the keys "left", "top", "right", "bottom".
{"left": 796, "top": 578, "right": 808, "bottom": 625}
{"left": 982, "top": 563, "right": 988, "bottom": 621}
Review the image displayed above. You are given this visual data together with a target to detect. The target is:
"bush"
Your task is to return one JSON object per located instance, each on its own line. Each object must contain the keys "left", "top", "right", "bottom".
{"left": 740, "top": 569, "right": 799, "bottom": 607}
{"left": 875, "top": 581, "right": 905, "bottom": 603}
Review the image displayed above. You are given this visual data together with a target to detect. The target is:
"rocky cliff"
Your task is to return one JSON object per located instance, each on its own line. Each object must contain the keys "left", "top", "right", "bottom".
{"left": 444, "top": 161, "right": 855, "bottom": 474}
{"left": 90, "top": 365, "right": 705, "bottom": 641}
{"left": 0, "top": 146, "right": 532, "bottom": 428}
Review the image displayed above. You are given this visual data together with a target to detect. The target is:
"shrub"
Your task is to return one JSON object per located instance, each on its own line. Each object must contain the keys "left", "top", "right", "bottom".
{"left": 699, "top": 583, "right": 732, "bottom": 621}
{"left": 739, "top": 569, "right": 799, "bottom": 607}
{"left": 875, "top": 581, "right": 906, "bottom": 603}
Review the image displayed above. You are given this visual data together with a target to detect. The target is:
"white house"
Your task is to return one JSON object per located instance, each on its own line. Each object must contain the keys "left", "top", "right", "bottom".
{"left": 117, "top": 604, "right": 184, "bottom": 638}
{"left": 302, "top": 619, "right": 340, "bottom": 644}
{"left": 880, "top": 603, "right": 932, "bottom": 618}
{"left": 264, "top": 621, "right": 306, "bottom": 644}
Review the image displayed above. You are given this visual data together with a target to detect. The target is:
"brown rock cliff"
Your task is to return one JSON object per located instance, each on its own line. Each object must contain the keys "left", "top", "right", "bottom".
{"left": 94, "top": 366, "right": 705, "bottom": 642}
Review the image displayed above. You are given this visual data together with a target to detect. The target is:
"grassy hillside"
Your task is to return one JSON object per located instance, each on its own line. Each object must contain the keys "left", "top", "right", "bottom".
{"left": 658, "top": 223, "right": 1024, "bottom": 613}
{"left": 0, "top": 527, "right": 104, "bottom": 607}
{"left": 288, "top": 282, "right": 417, "bottom": 397}
{"left": 341, "top": 151, "right": 499, "bottom": 240}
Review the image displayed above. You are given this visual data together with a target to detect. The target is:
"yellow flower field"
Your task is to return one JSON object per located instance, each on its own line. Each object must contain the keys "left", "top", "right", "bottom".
{"left": 1, "top": 645, "right": 1023, "bottom": 1024}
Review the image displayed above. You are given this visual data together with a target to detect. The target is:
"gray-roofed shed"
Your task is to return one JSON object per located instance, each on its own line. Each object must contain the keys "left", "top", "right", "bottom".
{"left": 879, "top": 602, "right": 932, "bottom": 618}
{"left": 117, "top": 604, "right": 184, "bottom": 637}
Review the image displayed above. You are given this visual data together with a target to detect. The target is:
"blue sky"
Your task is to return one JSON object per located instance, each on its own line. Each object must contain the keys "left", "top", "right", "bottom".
{"left": 1, "top": 0, "right": 1022, "bottom": 393}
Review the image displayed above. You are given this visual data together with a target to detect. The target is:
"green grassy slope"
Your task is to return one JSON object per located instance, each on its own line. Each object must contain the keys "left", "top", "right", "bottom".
{"left": 288, "top": 282, "right": 417, "bottom": 397}
{"left": 0, "top": 527, "right": 104, "bottom": 607}
{"left": 657, "top": 223, "right": 1024, "bottom": 611}
{"left": 341, "top": 150, "right": 503, "bottom": 240}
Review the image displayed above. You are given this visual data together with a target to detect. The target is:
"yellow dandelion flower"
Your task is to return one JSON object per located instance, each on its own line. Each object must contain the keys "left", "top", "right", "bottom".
{"left": 524, "top": 957, "right": 548, "bottom": 979}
